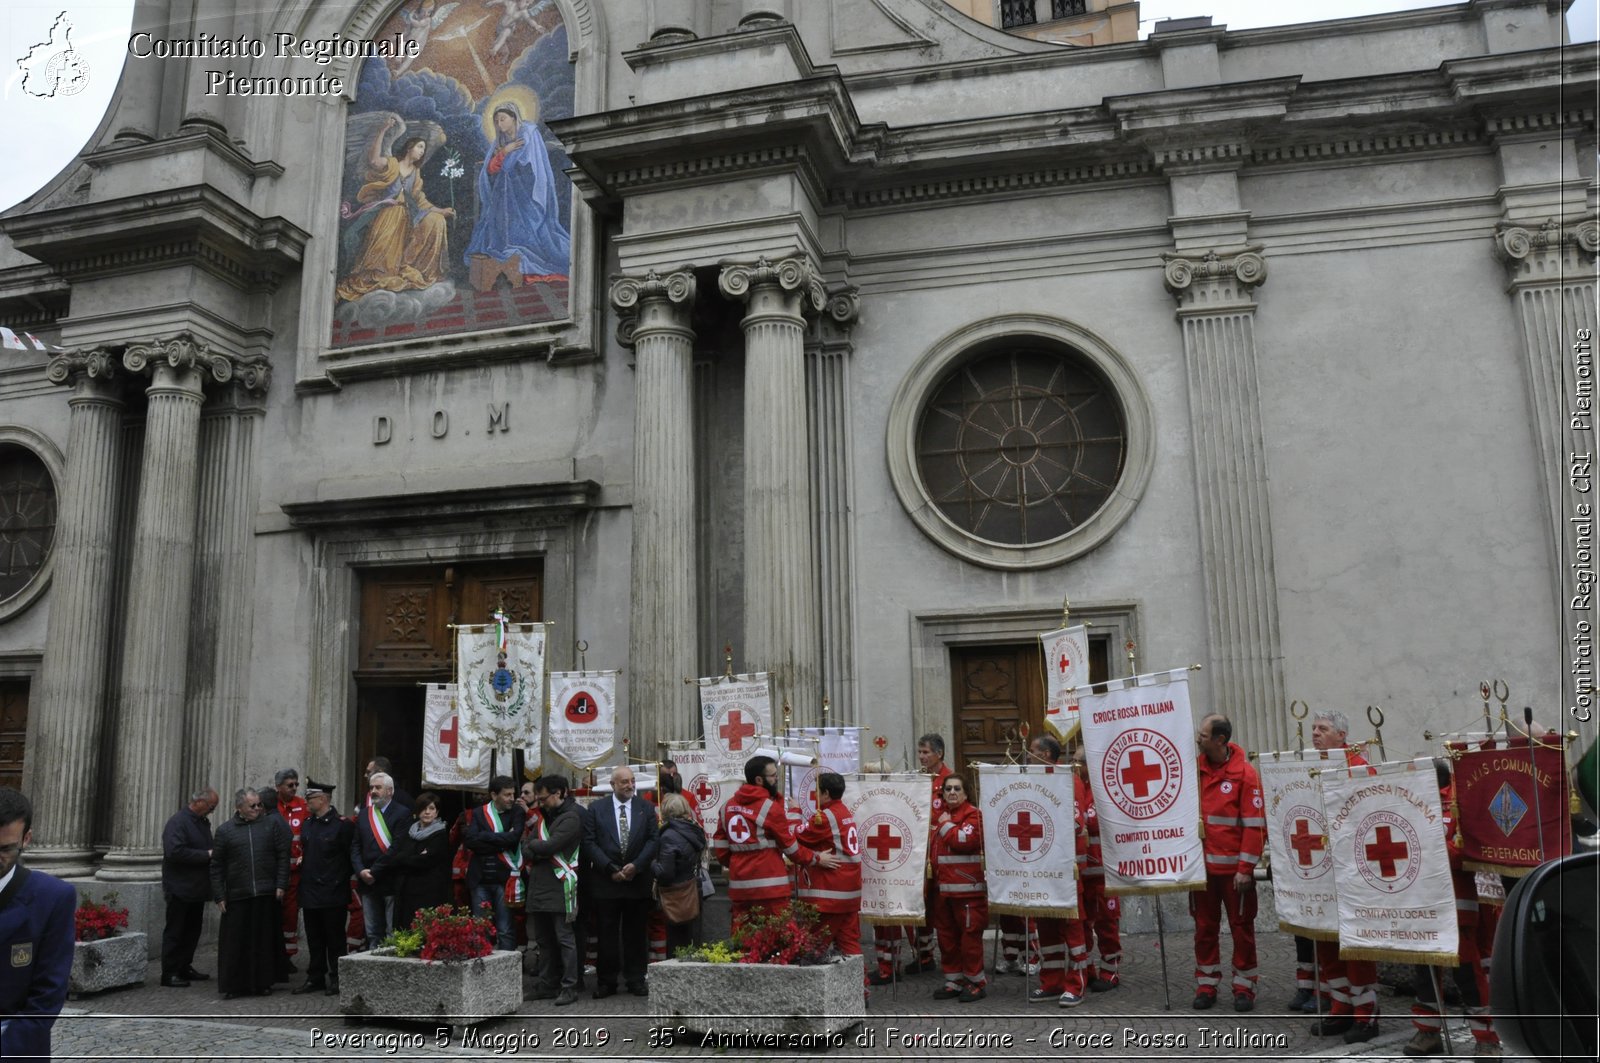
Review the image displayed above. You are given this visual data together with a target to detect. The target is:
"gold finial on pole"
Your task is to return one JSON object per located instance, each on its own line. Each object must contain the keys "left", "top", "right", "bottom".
{"left": 821, "top": 696, "right": 831, "bottom": 730}
{"left": 723, "top": 642, "right": 735, "bottom": 681}
{"left": 1479, "top": 681, "right": 1493, "bottom": 737}
{"left": 1289, "top": 700, "right": 1309, "bottom": 759}
{"left": 576, "top": 639, "right": 589, "bottom": 674}
{"left": 1493, "top": 680, "right": 1511, "bottom": 737}
{"left": 1060, "top": 594, "right": 1072, "bottom": 628}
{"left": 1124, "top": 638, "right": 1137, "bottom": 676}
{"left": 782, "top": 700, "right": 793, "bottom": 732}
{"left": 1366, "top": 705, "right": 1386, "bottom": 760}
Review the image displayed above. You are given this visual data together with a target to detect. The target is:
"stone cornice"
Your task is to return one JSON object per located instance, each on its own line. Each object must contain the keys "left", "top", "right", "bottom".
{"left": 718, "top": 256, "right": 826, "bottom": 314}
{"left": 121, "top": 333, "right": 272, "bottom": 396}
{"left": 1162, "top": 246, "right": 1268, "bottom": 310}
{"left": 1492, "top": 217, "right": 1600, "bottom": 286}
{"left": 281, "top": 480, "right": 601, "bottom": 530}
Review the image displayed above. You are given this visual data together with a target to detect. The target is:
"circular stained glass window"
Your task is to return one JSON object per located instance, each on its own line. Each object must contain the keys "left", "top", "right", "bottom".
{"left": 914, "top": 346, "right": 1126, "bottom": 547}
{"left": 0, "top": 444, "right": 57, "bottom": 603}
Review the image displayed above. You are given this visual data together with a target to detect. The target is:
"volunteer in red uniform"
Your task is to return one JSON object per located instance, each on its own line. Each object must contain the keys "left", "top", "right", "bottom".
{"left": 1073, "top": 744, "right": 1123, "bottom": 992}
{"left": 1192, "top": 714, "right": 1265, "bottom": 1012}
{"left": 929, "top": 774, "right": 987, "bottom": 1002}
{"left": 795, "top": 771, "right": 863, "bottom": 958}
{"left": 1307, "top": 711, "right": 1381, "bottom": 1044}
{"left": 1023, "top": 736, "right": 1085, "bottom": 1007}
{"left": 712, "top": 755, "right": 835, "bottom": 932}
{"left": 273, "top": 768, "right": 309, "bottom": 965}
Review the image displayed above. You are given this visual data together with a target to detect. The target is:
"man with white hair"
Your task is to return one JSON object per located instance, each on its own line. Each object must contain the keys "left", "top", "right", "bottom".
{"left": 580, "top": 765, "right": 658, "bottom": 998}
{"left": 351, "top": 771, "right": 412, "bottom": 950}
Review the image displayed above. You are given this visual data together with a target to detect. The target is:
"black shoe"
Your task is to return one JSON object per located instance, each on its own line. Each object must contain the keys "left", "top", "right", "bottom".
{"left": 932, "top": 983, "right": 962, "bottom": 1000}
{"left": 1344, "top": 1022, "right": 1380, "bottom": 1044}
{"left": 1234, "top": 992, "right": 1254, "bottom": 1012}
{"left": 867, "top": 970, "right": 894, "bottom": 986}
{"left": 906, "top": 957, "right": 939, "bottom": 975}
{"left": 1288, "top": 987, "right": 1315, "bottom": 1011}
{"left": 1311, "top": 1016, "right": 1354, "bottom": 1037}
{"left": 958, "top": 984, "right": 987, "bottom": 1003}
{"left": 160, "top": 975, "right": 191, "bottom": 988}
{"left": 181, "top": 969, "right": 211, "bottom": 982}
{"left": 1193, "top": 992, "right": 1216, "bottom": 1010}
{"left": 291, "top": 980, "right": 326, "bottom": 995}
{"left": 325, "top": 983, "right": 340, "bottom": 997}
{"left": 593, "top": 986, "right": 616, "bottom": 999}
{"left": 1028, "top": 987, "right": 1055, "bottom": 1004}
{"left": 222, "top": 991, "right": 239, "bottom": 1000}
{"left": 257, "top": 988, "right": 273, "bottom": 996}
{"left": 1089, "top": 975, "right": 1120, "bottom": 992}
{"left": 554, "top": 989, "right": 578, "bottom": 1006}
{"left": 628, "top": 983, "right": 649, "bottom": 997}
{"left": 529, "top": 988, "right": 559, "bottom": 1001}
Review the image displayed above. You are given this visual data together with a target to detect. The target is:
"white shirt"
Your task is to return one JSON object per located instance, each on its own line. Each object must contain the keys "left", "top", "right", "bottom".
{"left": 0, "top": 862, "right": 14, "bottom": 896}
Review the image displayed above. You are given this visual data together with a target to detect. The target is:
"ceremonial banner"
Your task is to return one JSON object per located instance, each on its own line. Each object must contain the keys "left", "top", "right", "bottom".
{"left": 1259, "top": 748, "right": 1347, "bottom": 939}
{"left": 697, "top": 674, "right": 772, "bottom": 773}
{"left": 786, "top": 727, "right": 862, "bottom": 818}
{"left": 1447, "top": 736, "right": 1573, "bottom": 875}
{"left": 1040, "top": 624, "right": 1090, "bottom": 742}
{"left": 421, "top": 683, "right": 489, "bottom": 788}
{"left": 670, "top": 743, "right": 735, "bottom": 840}
{"left": 978, "top": 763, "right": 1079, "bottom": 918}
{"left": 1324, "top": 758, "right": 1458, "bottom": 965}
{"left": 546, "top": 671, "right": 617, "bottom": 770}
{"left": 1077, "top": 669, "right": 1204, "bottom": 894}
{"left": 455, "top": 614, "right": 546, "bottom": 765}
{"left": 1475, "top": 870, "right": 1505, "bottom": 908}
{"left": 851, "top": 773, "right": 932, "bottom": 925}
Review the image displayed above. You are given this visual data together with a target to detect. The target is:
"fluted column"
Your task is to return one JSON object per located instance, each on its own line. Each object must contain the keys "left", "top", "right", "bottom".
{"left": 1163, "top": 247, "right": 1288, "bottom": 753}
{"left": 111, "top": 0, "right": 174, "bottom": 143}
{"left": 186, "top": 366, "right": 270, "bottom": 801}
{"left": 720, "top": 257, "right": 825, "bottom": 720}
{"left": 25, "top": 353, "right": 126, "bottom": 876}
{"left": 1493, "top": 217, "right": 1600, "bottom": 735}
{"left": 99, "top": 336, "right": 229, "bottom": 880}
{"left": 612, "top": 270, "right": 699, "bottom": 754}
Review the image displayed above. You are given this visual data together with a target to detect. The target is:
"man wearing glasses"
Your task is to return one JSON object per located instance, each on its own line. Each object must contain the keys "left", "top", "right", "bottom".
{"left": 210, "top": 788, "right": 290, "bottom": 999}
{"left": 0, "top": 787, "right": 76, "bottom": 1059}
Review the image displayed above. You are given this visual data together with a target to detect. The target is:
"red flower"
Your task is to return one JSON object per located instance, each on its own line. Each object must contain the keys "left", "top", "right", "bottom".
{"left": 411, "top": 903, "right": 495, "bottom": 963}
{"left": 731, "top": 901, "right": 833, "bottom": 966}
{"left": 74, "top": 898, "right": 130, "bottom": 942}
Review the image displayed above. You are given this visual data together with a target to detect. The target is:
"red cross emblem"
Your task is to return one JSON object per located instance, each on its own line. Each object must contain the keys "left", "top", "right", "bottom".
{"left": 439, "top": 715, "right": 459, "bottom": 759}
{"left": 1007, "top": 810, "right": 1045, "bottom": 853}
{"left": 1120, "top": 749, "right": 1164, "bottom": 798}
{"left": 719, "top": 710, "right": 757, "bottom": 752}
{"left": 1289, "top": 817, "right": 1325, "bottom": 867}
{"left": 866, "top": 823, "right": 903, "bottom": 863}
{"left": 1364, "top": 824, "right": 1409, "bottom": 878}
{"left": 690, "top": 775, "right": 714, "bottom": 805}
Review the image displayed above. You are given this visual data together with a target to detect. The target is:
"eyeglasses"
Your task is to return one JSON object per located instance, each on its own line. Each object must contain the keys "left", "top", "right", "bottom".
{"left": 942, "top": 785, "right": 963, "bottom": 792}
{"left": 243, "top": 802, "right": 261, "bottom": 809}
{"left": 0, "top": 844, "right": 21, "bottom": 857}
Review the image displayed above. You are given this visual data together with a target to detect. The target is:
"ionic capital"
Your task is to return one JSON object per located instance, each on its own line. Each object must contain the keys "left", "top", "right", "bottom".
{"left": 610, "top": 268, "right": 697, "bottom": 313}
{"left": 717, "top": 256, "right": 826, "bottom": 315}
{"left": 825, "top": 286, "right": 862, "bottom": 327}
{"left": 121, "top": 333, "right": 271, "bottom": 396}
{"left": 46, "top": 347, "right": 121, "bottom": 388}
{"left": 1492, "top": 217, "right": 1599, "bottom": 286}
{"left": 1162, "top": 246, "right": 1268, "bottom": 310}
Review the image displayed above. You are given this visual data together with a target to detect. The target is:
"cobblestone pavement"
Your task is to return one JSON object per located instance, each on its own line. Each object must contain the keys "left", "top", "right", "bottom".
{"left": 53, "top": 929, "right": 1528, "bottom": 1062}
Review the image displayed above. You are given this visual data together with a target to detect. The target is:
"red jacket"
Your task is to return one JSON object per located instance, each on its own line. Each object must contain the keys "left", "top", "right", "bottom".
{"left": 712, "top": 782, "right": 817, "bottom": 902}
{"left": 932, "top": 800, "right": 984, "bottom": 897}
{"left": 278, "top": 795, "right": 308, "bottom": 873}
{"left": 795, "top": 802, "right": 862, "bottom": 913}
{"left": 1071, "top": 773, "right": 1092, "bottom": 875}
{"left": 928, "top": 763, "right": 953, "bottom": 821}
{"left": 1198, "top": 742, "right": 1265, "bottom": 877}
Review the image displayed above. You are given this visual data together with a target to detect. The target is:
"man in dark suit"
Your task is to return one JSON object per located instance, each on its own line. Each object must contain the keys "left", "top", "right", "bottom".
{"left": 580, "top": 765, "right": 658, "bottom": 998}
{"left": 0, "top": 787, "right": 76, "bottom": 1060}
{"left": 351, "top": 771, "right": 412, "bottom": 950}
{"left": 159, "top": 786, "right": 217, "bottom": 987}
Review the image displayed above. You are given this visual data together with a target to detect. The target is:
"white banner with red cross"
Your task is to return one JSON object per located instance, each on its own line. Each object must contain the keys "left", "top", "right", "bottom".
{"left": 456, "top": 614, "right": 546, "bottom": 766}
{"left": 421, "top": 683, "right": 490, "bottom": 788}
{"left": 546, "top": 671, "right": 617, "bottom": 770}
{"left": 1077, "top": 669, "right": 1205, "bottom": 895}
{"left": 850, "top": 772, "right": 932, "bottom": 925}
{"left": 1259, "top": 748, "right": 1347, "bottom": 939}
{"left": 697, "top": 674, "right": 772, "bottom": 777}
{"left": 1323, "top": 757, "right": 1458, "bottom": 965}
{"left": 668, "top": 742, "right": 739, "bottom": 841}
{"left": 1040, "top": 624, "right": 1089, "bottom": 742}
{"left": 785, "top": 727, "right": 863, "bottom": 819}
{"left": 977, "top": 763, "right": 1079, "bottom": 918}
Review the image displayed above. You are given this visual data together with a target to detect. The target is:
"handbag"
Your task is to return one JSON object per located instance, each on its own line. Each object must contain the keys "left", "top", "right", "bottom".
{"left": 656, "top": 876, "right": 701, "bottom": 925}
{"left": 698, "top": 864, "right": 715, "bottom": 898}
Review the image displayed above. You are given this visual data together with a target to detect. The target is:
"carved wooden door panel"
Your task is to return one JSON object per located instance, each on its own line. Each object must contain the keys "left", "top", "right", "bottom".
{"left": 0, "top": 680, "right": 25, "bottom": 791}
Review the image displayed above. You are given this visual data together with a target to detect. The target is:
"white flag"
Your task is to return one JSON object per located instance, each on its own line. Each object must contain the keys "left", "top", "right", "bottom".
{"left": 1259, "top": 748, "right": 1347, "bottom": 939}
{"left": 670, "top": 743, "right": 737, "bottom": 841}
{"left": 420, "top": 683, "right": 489, "bottom": 788}
{"left": 1077, "top": 669, "right": 1205, "bottom": 894}
{"left": 697, "top": 675, "right": 772, "bottom": 775}
{"left": 851, "top": 772, "right": 932, "bottom": 924}
{"left": 456, "top": 618, "right": 546, "bottom": 765}
{"left": 546, "top": 671, "right": 617, "bottom": 770}
{"left": 1040, "top": 624, "right": 1089, "bottom": 742}
{"left": 978, "top": 763, "right": 1079, "bottom": 918}
{"left": 1324, "top": 758, "right": 1459, "bottom": 965}
{"left": 785, "top": 727, "right": 862, "bottom": 818}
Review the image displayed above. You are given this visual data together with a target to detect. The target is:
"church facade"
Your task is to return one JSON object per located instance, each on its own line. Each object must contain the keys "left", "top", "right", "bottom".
{"left": 0, "top": 0, "right": 1593, "bottom": 891}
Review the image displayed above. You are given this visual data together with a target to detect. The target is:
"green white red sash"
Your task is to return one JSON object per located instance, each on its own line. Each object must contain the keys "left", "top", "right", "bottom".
{"left": 366, "top": 801, "right": 392, "bottom": 852}
{"left": 537, "top": 810, "right": 579, "bottom": 917}
{"left": 481, "top": 803, "right": 524, "bottom": 904}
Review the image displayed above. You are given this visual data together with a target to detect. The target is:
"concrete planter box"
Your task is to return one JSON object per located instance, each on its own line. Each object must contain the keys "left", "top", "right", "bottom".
{"left": 652, "top": 954, "right": 864, "bottom": 1040}
{"left": 69, "top": 932, "right": 148, "bottom": 996}
{"left": 338, "top": 948, "right": 522, "bottom": 1027}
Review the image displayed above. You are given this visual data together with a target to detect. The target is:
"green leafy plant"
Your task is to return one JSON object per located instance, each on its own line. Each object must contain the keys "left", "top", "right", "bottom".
{"left": 384, "top": 925, "right": 424, "bottom": 958}
{"left": 674, "top": 939, "right": 740, "bottom": 963}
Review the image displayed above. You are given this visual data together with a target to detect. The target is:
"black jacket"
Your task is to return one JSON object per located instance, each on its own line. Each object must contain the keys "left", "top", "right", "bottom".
{"left": 210, "top": 812, "right": 290, "bottom": 901}
{"left": 651, "top": 816, "right": 707, "bottom": 889}
{"left": 581, "top": 795, "right": 658, "bottom": 900}
{"left": 463, "top": 801, "right": 526, "bottom": 888}
{"left": 522, "top": 798, "right": 581, "bottom": 913}
{"left": 393, "top": 821, "right": 456, "bottom": 927}
{"left": 298, "top": 806, "right": 354, "bottom": 910}
{"left": 161, "top": 806, "right": 213, "bottom": 902}
{"left": 351, "top": 800, "right": 413, "bottom": 895}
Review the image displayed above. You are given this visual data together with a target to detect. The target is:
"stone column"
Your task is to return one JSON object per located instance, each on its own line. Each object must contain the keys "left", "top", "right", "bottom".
{"left": 612, "top": 270, "right": 699, "bottom": 754}
{"left": 98, "top": 336, "right": 230, "bottom": 881}
{"left": 1163, "top": 247, "right": 1288, "bottom": 752}
{"left": 25, "top": 352, "right": 125, "bottom": 877}
{"left": 1493, "top": 218, "right": 1600, "bottom": 734}
{"left": 807, "top": 289, "right": 861, "bottom": 724}
{"left": 186, "top": 365, "right": 270, "bottom": 800}
{"left": 720, "top": 257, "right": 825, "bottom": 721}
{"left": 111, "top": 0, "right": 174, "bottom": 143}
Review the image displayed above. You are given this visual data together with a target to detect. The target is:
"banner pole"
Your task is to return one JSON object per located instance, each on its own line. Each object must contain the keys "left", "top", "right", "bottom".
{"left": 1154, "top": 902, "right": 1172, "bottom": 1009}
{"left": 1430, "top": 965, "right": 1455, "bottom": 1056}
{"left": 1524, "top": 707, "right": 1548, "bottom": 862}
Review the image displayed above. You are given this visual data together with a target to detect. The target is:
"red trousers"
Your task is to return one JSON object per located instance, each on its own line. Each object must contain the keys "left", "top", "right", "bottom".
{"left": 1315, "top": 938, "right": 1378, "bottom": 1020}
{"left": 1036, "top": 916, "right": 1082, "bottom": 994}
{"left": 820, "top": 911, "right": 862, "bottom": 957}
{"left": 1080, "top": 876, "right": 1122, "bottom": 977}
{"left": 872, "top": 923, "right": 929, "bottom": 976}
{"left": 647, "top": 908, "right": 667, "bottom": 963}
{"left": 281, "top": 875, "right": 299, "bottom": 956}
{"left": 730, "top": 897, "right": 786, "bottom": 936}
{"left": 930, "top": 894, "right": 988, "bottom": 986}
{"left": 1190, "top": 874, "right": 1258, "bottom": 999}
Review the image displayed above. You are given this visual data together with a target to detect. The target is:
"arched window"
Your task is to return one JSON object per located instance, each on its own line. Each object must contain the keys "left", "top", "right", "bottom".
{"left": 0, "top": 443, "right": 57, "bottom": 605}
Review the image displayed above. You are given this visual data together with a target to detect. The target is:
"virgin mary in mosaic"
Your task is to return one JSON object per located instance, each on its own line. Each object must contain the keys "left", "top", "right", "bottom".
{"left": 332, "top": 0, "right": 574, "bottom": 348}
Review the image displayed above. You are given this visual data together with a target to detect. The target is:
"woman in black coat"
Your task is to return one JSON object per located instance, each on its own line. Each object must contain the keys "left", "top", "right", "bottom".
{"left": 649, "top": 793, "right": 707, "bottom": 954}
{"left": 392, "top": 792, "right": 457, "bottom": 930}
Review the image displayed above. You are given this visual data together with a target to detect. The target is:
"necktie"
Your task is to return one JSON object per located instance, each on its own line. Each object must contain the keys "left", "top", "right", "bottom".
{"left": 618, "top": 803, "right": 630, "bottom": 852}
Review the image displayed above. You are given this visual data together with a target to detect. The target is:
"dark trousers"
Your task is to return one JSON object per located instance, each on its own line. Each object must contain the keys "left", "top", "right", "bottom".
{"left": 593, "top": 895, "right": 649, "bottom": 990}
{"left": 161, "top": 896, "right": 205, "bottom": 978}
{"left": 665, "top": 914, "right": 700, "bottom": 957}
{"left": 530, "top": 909, "right": 579, "bottom": 991}
{"left": 302, "top": 906, "right": 348, "bottom": 984}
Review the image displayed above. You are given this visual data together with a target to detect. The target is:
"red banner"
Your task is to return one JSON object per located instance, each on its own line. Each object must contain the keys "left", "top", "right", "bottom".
{"left": 1448, "top": 737, "right": 1571, "bottom": 875}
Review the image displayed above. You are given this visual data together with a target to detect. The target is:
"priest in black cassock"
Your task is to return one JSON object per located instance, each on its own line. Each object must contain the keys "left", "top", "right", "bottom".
{"left": 210, "top": 788, "right": 289, "bottom": 998}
